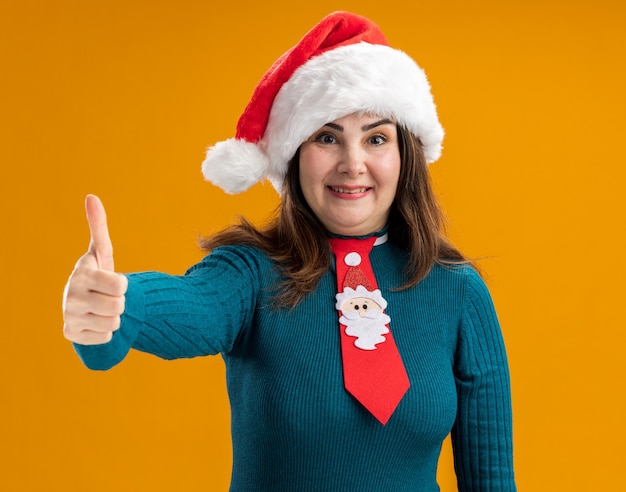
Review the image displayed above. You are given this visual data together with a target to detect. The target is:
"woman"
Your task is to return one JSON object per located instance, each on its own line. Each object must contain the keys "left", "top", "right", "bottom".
{"left": 63, "top": 11, "right": 516, "bottom": 491}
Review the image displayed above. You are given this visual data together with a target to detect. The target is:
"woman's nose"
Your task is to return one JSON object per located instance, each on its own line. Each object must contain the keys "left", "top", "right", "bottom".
{"left": 337, "top": 145, "right": 367, "bottom": 176}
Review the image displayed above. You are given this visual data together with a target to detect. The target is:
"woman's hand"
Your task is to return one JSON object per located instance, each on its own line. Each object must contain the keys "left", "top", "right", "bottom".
{"left": 62, "top": 195, "right": 128, "bottom": 345}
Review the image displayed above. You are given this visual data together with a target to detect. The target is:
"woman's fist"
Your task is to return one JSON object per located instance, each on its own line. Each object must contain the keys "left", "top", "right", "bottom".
{"left": 62, "top": 195, "right": 128, "bottom": 345}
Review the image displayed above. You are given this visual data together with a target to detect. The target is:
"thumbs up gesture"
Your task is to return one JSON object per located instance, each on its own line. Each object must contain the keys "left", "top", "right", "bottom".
{"left": 63, "top": 195, "right": 128, "bottom": 345}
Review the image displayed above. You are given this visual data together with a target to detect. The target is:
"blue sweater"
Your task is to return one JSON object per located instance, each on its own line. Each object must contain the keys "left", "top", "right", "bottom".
{"left": 74, "top": 240, "right": 516, "bottom": 491}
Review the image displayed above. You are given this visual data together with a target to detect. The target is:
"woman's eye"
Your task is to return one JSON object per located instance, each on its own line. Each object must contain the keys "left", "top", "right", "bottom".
{"left": 368, "top": 134, "right": 387, "bottom": 145}
{"left": 316, "top": 133, "right": 337, "bottom": 144}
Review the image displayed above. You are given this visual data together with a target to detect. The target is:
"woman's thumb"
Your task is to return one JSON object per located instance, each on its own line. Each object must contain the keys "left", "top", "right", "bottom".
{"left": 85, "top": 194, "right": 115, "bottom": 271}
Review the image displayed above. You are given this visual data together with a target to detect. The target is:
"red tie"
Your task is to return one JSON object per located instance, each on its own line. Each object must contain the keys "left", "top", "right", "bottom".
{"left": 329, "top": 235, "right": 410, "bottom": 425}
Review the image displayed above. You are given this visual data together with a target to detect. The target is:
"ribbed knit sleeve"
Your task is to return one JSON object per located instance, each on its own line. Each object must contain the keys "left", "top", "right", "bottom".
{"left": 451, "top": 268, "right": 516, "bottom": 491}
{"left": 73, "top": 246, "right": 264, "bottom": 371}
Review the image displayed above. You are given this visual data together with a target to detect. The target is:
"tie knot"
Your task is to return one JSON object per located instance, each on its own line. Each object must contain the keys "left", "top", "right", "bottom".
{"left": 328, "top": 236, "right": 377, "bottom": 259}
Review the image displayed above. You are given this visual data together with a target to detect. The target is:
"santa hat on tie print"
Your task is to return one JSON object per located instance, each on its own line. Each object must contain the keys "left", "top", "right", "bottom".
{"left": 335, "top": 251, "right": 388, "bottom": 312}
{"left": 202, "top": 11, "right": 444, "bottom": 194}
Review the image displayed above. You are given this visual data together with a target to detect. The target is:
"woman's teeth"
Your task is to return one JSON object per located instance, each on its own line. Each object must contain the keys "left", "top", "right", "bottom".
{"left": 330, "top": 187, "right": 368, "bottom": 194}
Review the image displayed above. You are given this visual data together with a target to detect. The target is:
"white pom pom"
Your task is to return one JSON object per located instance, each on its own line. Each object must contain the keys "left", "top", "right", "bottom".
{"left": 202, "top": 138, "right": 270, "bottom": 194}
{"left": 344, "top": 252, "right": 361, "bottom": 266}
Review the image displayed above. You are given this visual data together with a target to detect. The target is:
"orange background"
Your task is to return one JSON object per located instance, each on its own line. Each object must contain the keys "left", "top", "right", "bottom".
{"left": 2, "top": 1, "right": 625, "bottom": 490}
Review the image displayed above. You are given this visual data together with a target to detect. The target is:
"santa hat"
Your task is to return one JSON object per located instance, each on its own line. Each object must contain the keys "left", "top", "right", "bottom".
{"left": 335, "top": 251, "right": 388, "bottom": 310}
{"left": 202, "top": 11, "right": 444, "bottom": 194}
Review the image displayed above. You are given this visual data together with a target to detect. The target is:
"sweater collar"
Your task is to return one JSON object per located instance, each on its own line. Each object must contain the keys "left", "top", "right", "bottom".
{"left": 326, "top": 226, "right": 389, "bottom": 246}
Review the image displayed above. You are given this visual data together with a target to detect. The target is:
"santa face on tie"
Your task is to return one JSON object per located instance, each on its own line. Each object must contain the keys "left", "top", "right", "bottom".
{"left": 335, "top": 285, "right": 391, "bottom": 350}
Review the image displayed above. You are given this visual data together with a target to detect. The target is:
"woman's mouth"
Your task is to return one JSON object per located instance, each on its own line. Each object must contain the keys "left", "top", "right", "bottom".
{"left": 328, "top": 186, "right": 370, "bottom": 194}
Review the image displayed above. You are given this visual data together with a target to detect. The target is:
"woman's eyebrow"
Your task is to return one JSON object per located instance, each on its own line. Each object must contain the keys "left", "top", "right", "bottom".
{"left": 321, "top": 118, "right": 394, "bottom": 133}
{"left": 324, "top": 122, "right": 343, "bottom": 131}
{"left": 362, "top": 118, "right": 393, "bottom": 131}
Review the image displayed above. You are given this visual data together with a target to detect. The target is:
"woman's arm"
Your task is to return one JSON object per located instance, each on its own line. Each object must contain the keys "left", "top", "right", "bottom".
{"left": 71, "top": 247, "right": 262, "bottom": 370}
{"left": 451, "top": 268, "right": 516, "bottom": 491}
{"left": 63, "top": 195, "right": 261, "bottom": 370}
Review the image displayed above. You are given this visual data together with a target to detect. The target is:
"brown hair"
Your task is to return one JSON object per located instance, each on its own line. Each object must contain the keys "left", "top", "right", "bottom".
{"left": 200, "top": 126, "right": 469, "bottom": 308}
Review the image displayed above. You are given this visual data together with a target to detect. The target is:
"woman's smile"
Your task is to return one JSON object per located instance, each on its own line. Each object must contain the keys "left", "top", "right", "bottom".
{"left": 327, "top": 185, "right": 372, "bottom": 198}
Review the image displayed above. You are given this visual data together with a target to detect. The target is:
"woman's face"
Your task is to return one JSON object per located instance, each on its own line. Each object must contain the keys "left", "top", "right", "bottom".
{"left": 299, "top": 113, "right": 401, "bottom": 236}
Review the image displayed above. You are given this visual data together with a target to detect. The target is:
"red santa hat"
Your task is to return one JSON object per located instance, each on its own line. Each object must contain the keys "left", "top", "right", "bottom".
{"left": 202, "top": 11, "right": 444, "bottom": 194}
{"left": 335, "top": 251, "right": 388, "bottom": 311}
